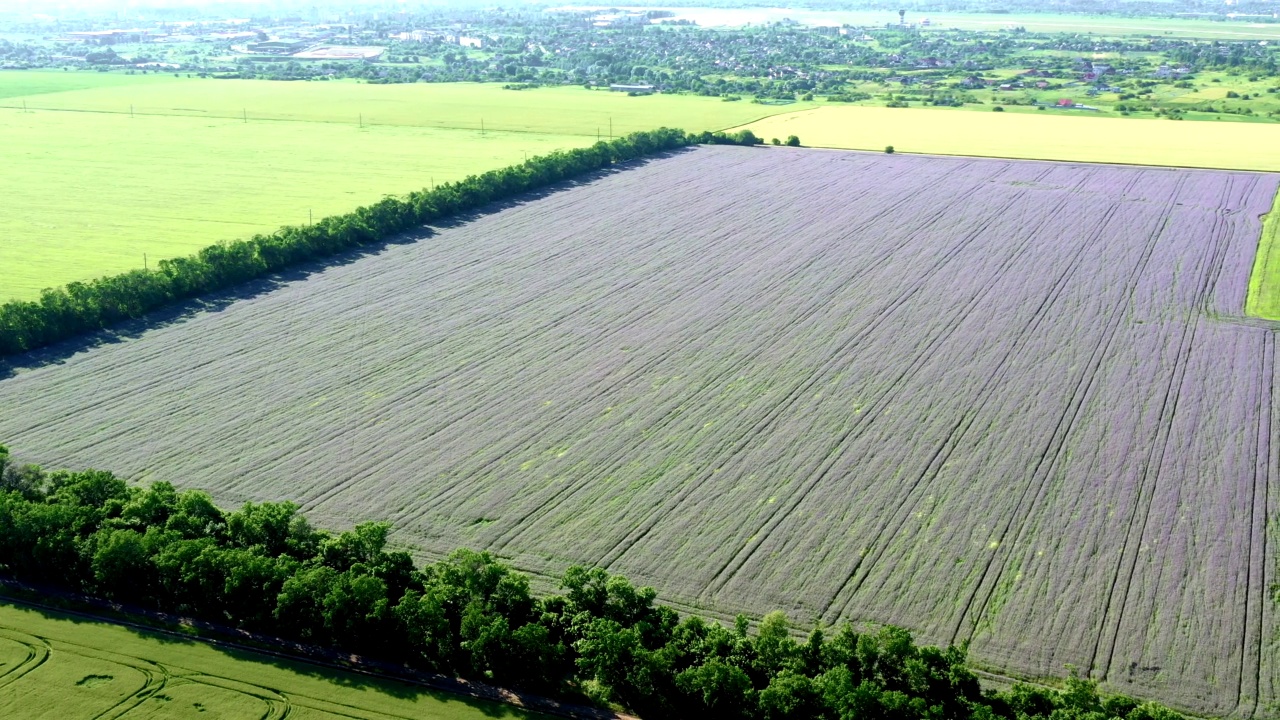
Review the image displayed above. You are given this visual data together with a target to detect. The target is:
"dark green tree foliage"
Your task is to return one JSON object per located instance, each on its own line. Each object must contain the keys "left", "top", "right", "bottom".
{"left": 0, "top": 128, "right": 717, "bottom": 358}
{"left": 0, "top": 446, "right": 1188, "bottom": 720}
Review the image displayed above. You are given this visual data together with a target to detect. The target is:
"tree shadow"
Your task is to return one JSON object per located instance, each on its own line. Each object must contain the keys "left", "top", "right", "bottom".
{"left": 0, "top": 148, "right": 695, "bottom": 382}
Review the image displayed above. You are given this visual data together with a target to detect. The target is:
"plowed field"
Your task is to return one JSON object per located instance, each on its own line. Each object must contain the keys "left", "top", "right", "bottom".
{"left": 1, "top": 146, "right": 1276, "bottom": 716}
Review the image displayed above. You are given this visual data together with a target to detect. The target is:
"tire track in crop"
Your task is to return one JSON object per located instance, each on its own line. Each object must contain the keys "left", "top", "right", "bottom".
{"left": 697, "top": 168, "right": 1074, "bottom": 602}
{"left": 1090, "top": 179, "right": 1232, "bottom": 683}
{"left": 953, "top": 174, "right": 1192, "bottom": 647}
{"left": 302, "top": 162, "right": 821, "bottom": 509}
{"left": 302, "top": 216, "right": 736, "bottom": 485}
{"left": 536, "top": 176, "right": 980, "bottom": 555}
{"left": 175, "top": 675, "right": 292, "bottom": 719}
{"left": 485, "top": 197, "right": 931, "bottom": 554}
{"left": 0, "top": 628, "right": 49, "bottom": 690}
{"left": 819, "top": 174, "right": 1142, "bottom": 626}
{"left": 588, "top": 165, "right": 999, "bottom": 570}
{"left": 686, "top": 165, "right": 1079, "bottom": 585}
{"left": 602, "top": 164, "right": 1036, "bottom": 575}
{"left": 1263, "top": 333, "right": 1280, "bottom": 716}
{"left": 465, "top": 162, "right": 982, "bottom": 556}
{"left": 1234, "top": 330, "right": 1272, "bottom": 718}
{"left": 82, "top": 652, "right": 167, "bottom": 720}
{"left": 719, "top": 166, "right": 1100, "bottom": 607}
{"left": 385, "top": 204, "right": 815, "bottom": 523}
{"left": 1200, "top": 174, "right": 1262, "bottom": 318}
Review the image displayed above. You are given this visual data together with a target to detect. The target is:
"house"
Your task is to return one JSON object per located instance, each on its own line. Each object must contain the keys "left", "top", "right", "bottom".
{"left": 1056, "top": 98, "right": 1076, "bottom": 107}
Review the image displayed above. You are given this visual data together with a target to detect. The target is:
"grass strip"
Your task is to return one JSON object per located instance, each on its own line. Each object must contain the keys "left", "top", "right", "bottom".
{"left": 1246, "top": 188, "right": 1280, "bottom": 320}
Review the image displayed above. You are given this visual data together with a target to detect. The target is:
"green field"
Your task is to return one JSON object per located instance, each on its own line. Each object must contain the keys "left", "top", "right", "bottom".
{"left": 0, "top": 600, "right": 544, "bottom": 719}
{"left": 0, "top": 71, "right": 806, "bottom": 301}
{"left": 1246, "top": 190, "right": 1280, "bottom": 321}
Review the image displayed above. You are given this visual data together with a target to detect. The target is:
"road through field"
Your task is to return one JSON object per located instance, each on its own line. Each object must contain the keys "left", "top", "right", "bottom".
{"left": 0, "top": 147, "right": 1276, "bottom": 716}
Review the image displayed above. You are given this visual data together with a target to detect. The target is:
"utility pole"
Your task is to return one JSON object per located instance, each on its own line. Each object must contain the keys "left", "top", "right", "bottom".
{"left": 130, "top": 104, "right": 134, "bottom": 118}
{"left": 308, "top": 208, "right": 312, "bottom": 225}
{"left": 359, "top": 113, "right": 363, "bottom": 128}
{"left": 481, "top": 118, "right": 485, "bottom": 136}
{"left": 609, "top": 117, "right": 613, "bottom": 140}
{"left": 143, "top": 253, "right": 147, "bottom": 271}
{"left": 243, "top": 108, "right": 247, "bottom": 123}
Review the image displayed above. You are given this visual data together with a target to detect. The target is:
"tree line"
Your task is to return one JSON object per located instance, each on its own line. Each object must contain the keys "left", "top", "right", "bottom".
{"left": 0, "top": 128, "right": 765, "bottom": 359}
{"left": 0, "top": 445, "right": 1186, "bottom": 720}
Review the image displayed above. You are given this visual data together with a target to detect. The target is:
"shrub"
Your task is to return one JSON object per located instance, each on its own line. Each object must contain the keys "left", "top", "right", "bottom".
{"left": 885, "top": 145, "right": 895, "bottom": 154}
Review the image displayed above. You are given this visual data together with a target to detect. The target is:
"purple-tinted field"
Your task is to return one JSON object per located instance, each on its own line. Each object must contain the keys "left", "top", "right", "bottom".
{"left": 0, "top": 146, "right": 1276, "bottom": 716}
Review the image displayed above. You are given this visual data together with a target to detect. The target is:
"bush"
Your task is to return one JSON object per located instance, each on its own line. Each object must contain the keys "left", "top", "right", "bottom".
{"left": 785, "top": 135, "right": 801, "bottom": 147}
{"left": 885, "top": 145, "right": 895, "bottom": 154}
{"left": 993, "top": 105, "right": 1004, "bottom": 112}
{"left": 771, "top": 137, "right": 781, "bottom": 146}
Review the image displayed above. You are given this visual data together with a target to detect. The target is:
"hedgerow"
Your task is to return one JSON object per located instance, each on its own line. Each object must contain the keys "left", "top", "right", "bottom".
{"left": 0, "top": 447, "right": 1184, "bottom": 720}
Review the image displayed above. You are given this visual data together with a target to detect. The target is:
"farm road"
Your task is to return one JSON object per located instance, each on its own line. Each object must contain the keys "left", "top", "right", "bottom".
{"left": 0, "top": 146, "right": 1276, "bottom": 717}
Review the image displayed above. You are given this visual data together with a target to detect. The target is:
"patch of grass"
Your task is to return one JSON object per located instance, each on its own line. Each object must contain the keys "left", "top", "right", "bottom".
{"left": 0, "top": 601, "right": 544, "bottom": 719}
{"left": 736, "top": 105, "right": 1280, "bottom": 170}
{"left": 1246, "top": 189, "right": 1280, "bottom": 321}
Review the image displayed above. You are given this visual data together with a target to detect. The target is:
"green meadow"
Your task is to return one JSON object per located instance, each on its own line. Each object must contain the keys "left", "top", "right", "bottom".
{"left": 0, "top": 71, "right": 804, "bottom": 300}
{"left": 0, "top": 600, "right": 545, "bottom": 719}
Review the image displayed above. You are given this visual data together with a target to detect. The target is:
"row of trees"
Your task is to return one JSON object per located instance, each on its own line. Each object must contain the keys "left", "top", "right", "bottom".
{"left": 0, "top": 445, "right": 1185, "bottom": 720}
{"left": 0, "top": 128, "right": 765, "bottom": 359}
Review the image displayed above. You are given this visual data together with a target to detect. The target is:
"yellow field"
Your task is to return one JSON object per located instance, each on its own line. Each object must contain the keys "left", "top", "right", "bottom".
{"left": 735, "top": 105, "right": 1280, "bottom": 171}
